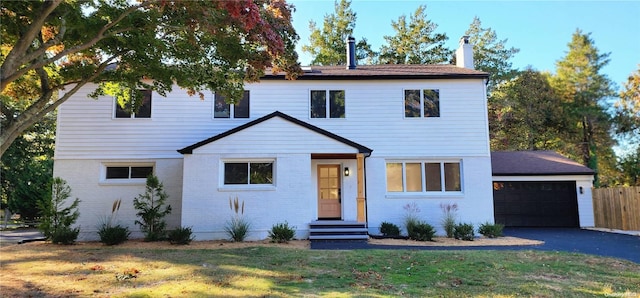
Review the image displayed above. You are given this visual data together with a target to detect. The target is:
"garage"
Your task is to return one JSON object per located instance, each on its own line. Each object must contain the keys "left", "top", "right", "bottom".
{"left": 491, "top": 151, "right": 595, "bottom": 228}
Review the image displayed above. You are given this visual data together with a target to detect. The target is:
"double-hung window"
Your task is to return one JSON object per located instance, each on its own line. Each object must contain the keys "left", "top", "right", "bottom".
{"left": 115, "top": 90, "right": 152, "bottom": 118}
{"left": 386, "top": 161, "right": 461, "bottom": 193}
{"left": 223, "top": 161, "right": 274, "bottom": 185}
{"left": 214, "top": 91, "right": 250, "bottom": 118}
{"left": 310, "top": 90, "right": 345, "bottom": 118}
{"left": 404, "top": 89, "right": 439, "bottom": 118}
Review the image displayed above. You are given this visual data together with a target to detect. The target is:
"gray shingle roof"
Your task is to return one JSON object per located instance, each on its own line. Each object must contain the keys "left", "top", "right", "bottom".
{"left": 491, "top": 151, "right": 595, "bottom": 176}
{"left": 264, "top": 64, "right": 489, "bottom": 80}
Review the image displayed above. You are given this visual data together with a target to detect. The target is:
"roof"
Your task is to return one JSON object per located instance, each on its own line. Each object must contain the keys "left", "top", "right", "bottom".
{"left": 178, "top": 111, "right": 373, "bottom": 155}
{"left": 264, "top": 64, "right": 489, "bottom": 80}
{"left": 491, "top": 151, "right": 595, "bottom": 176}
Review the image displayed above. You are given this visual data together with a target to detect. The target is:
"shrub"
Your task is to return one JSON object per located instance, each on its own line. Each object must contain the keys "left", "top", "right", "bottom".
{"left": 478, "top": 222, "right": 504, "bottom": 238}
{"left": 269, "top": 222, "right": 296, "bottom": 243}
{"left": 379, "top": 221, "right": 401, "bottom": 237}
{"left": 134, "top": 175, "right": 172, "bottom": 241}
{"left": 402, "top": 202, "right": 421, "bottom": 236}
{"left": 38, "top": 177, "right": 81, "bottom": 245}
{"left": 439, "top": 203, "right": 458, "bottom": 238}
{"left": 98, "top": 225, "right": 130, "bottom": 245}
{"left": 407, "top": 221, "right": 435, "bottom": 241}
{"left": 168, "top": 226, "right": 194, "bottom": 245}
{"left": 225, "top": 196, "right": 251, "bottom": 242}
{"left": 454, "top": 223, "right": 475, "bottom": 241}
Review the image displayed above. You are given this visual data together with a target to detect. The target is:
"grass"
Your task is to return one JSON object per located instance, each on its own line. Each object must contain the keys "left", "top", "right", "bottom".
{"left": 1, "top": 241, "right": 638, "bottom": 297}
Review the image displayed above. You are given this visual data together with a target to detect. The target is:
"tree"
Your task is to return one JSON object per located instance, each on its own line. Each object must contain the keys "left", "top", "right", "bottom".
{"left": 613, "top": 65, "right": 640, "bottom": 141}
{"left": 301, "top": 0, "right": 375, "bottom": 65}
{"left": 464, "top": 17, "right": 520, "bottom": 92}
{"left": 134, "top": 175, "right": 172, "bottom": 241}
{"left": 618, "top": 146, "right": 640, "bottom": 186}
{"left": 489, "top": 69, "right": 569, "bottom": 151}
{"left": 38, "top": 177, "right": 81, "bottom": 244}
{"left": 0, "top": 0, "right": 301, "bottom": 156}
{"left": 379, "top": 5, "right": 452, "bottom": 65}
{"left": 550, "top": 30, "right": 616, "bottom": 186}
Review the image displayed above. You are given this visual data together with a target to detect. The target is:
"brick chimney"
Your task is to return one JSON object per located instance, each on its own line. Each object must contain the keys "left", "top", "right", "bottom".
{"left": 346, "top": 36, "right": 356, "bottom": 70}
{"left": 455, "top": 36, "right": 474, "bottom": 69}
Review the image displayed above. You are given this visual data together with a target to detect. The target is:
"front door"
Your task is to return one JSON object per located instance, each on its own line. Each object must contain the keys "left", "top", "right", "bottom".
{"left": 317, "top": 164, "right": 342, "bottom": 219}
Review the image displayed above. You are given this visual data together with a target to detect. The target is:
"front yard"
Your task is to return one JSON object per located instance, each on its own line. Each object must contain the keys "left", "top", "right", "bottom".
{"left": 1, "top": 240, "right": 638, "bottom": 297}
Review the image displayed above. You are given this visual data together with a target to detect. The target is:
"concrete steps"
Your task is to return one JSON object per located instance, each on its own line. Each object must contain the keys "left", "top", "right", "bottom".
{"left": 309, "top": 220, "right": 369, "bottom": 240}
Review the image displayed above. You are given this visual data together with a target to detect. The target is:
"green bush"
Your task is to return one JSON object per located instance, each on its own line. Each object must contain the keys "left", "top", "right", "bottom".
{"left": 407, "top": 221, "right": 435, "bottom": 241}
{"left": 268, "top": 222, "right": 296, "bottom": 243}
{"left": 134, "top": 175, "right": 172, "bottom": 242}
{"left": 439, "top": 203, "right": 458, "bottom": 238}
{"left": 478, "top": 222, "right": 504, "bottom": 238}
{"left": 454, "top": 223, "right": 475, "bottom": 241}
{"left": 168, "top": 226, "right": 194, "bottom": 245}
{"left": 225, "top": 217, "right": 251, "bottom": 242}
{"left": 98, "top": 224, "right": 130, "bottom": 245}
{"left": 38, "top": 177, "right": 81, "bottom": 245}
{"left": 379, "top": 221, "right": 400, "bottom": 237}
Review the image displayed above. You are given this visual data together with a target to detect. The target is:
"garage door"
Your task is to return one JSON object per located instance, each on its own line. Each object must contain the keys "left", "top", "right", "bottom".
{"left": 493, "top": 181, "right": 579, "bottom": 227}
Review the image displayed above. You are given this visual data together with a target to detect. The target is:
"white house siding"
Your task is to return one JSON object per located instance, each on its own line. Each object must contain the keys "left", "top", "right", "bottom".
{"left": 492, "top": 175, "right": 595, "bottom": 228}
{"left": 52, "top": 158, "right": 183, "bottom": 241}
{"left": 365, "top": 156, "right": 494, "bottom": 236}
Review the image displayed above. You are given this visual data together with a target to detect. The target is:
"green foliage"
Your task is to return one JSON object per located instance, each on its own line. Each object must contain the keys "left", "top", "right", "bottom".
{"left": 478, "top": 222, "right": 504, "bottom": 238}
{"left": 617, "top": 146, "right": 640, "bottom": 186}
{"left": 379, "top": 221, "right": 401, "bottom": 237}
{"left": 302, "top": 0, "right": 376, "bottom": 65}
{"left": 133, "top": 175, "right": 172, "bottom": 242}
{"left": 406, "top": 221, "right": 435, "bottom": 241}
{"left": 225, "top": 196, "right": 251, "bottom": 242}
{"left": 453, "top": 223, "right": 475, "bottom": 241}
{"left": 168, "top": 227, "right": 195, "bottom": 245}
{"left": 98, "top": 225, "right": 130, "bottom": 246}
{"left": 379, "top": 5, "right": 452, "bottom": 64}
{"left": 439, "top": 203, "right": 458, "bottom": 238}
{"left": 38, "top": 177, "right": 81, "bottom": 244}
{"left": 268, "top": 222, "right": 296, "bottom": 243}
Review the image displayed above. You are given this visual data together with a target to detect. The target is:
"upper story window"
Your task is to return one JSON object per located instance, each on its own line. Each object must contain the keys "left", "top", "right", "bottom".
{"left": 115, "top": 90, "right": 152, "bottom": 118}
{"left": 386, "top": 161, "right": 461, "bottom": 193}
{"left": 310, "top": 90, "right": 345, "bottom": 118}
{"left": 224, "top": 161, "right": 274, "bottom": 185}
{"left": 214, "top": 91, "right": 250, "bottom": 118}
{"left": 404, "top": 89, "right": 439, "bottom": 118}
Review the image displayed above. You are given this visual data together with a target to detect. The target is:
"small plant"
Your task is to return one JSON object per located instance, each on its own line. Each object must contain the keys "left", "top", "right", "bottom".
{"left": 269, "top": 222, "right": 296, "bottom": 243}
{"left": 478, "top": 222, "right": 504, "bottom": 238}
{"left": 379, "top": 221, "right": 401, "bottom": 237}
{"left": 38, "top": 177, "right": 81, "bottom": 245}
{"left": 407, "top": 221, "right": 435, "bottom": 241}
{"left": 134, "top": 175, "right": 172, "bottom": 241}
{"left": 98, "top": 199, "right": 130, "bottom": 245}
{"left": 168, "top": 226, "right": 194, "bottom": 245}
{"left": 454, "top": 223, "right": 475, "bottom": 241}
{"left": 224, "top": 196, "right": 251, "bottom": 242}
{"left": 402, "top": 202, "right": 421, "bottom": 236}
{"left": 440, "top": 202, "right": 458, "bottom": 238}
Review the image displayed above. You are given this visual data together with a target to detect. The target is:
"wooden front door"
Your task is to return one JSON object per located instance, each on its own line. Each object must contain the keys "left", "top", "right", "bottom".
{"left": 317, "top": 165, "right": 342, "bottom": 219}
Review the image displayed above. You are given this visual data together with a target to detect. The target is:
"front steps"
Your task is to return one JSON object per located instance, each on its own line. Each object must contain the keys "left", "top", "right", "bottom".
{"left": 308, "top": 220, "right": 369, "bottom": 240}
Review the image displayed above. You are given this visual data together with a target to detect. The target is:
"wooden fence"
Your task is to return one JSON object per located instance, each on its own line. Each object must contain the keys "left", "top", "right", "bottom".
{"left": 592, "top": 186, "right": 640, "bottom": 231}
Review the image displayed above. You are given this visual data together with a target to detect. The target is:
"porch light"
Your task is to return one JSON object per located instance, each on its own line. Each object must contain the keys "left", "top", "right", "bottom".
{"left": 344, "top": 167, "right": 350, "bottom": 176}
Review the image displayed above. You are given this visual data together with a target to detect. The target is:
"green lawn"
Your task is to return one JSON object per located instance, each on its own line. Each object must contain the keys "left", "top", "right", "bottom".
{"left": 1, "top": 241, "right": 638, "bottom": 297}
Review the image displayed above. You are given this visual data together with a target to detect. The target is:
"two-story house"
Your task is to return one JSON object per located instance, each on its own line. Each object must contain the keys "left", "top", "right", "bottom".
{"left": 54, "top": 37, "right": 495, "bottom": 241}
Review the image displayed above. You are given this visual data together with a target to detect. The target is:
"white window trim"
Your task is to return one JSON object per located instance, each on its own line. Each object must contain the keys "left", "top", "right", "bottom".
{"left": 385, "top": 160, "right": 463, "bottom": 197}
{"left": 112, "top": 91, "right": 153, "bottom": 120}
{"left": 100, "top": 162, "right": 155, "bottom": 185}
{"left": 218, "top": 158, "right": 277, "bottom": 191}
{"left": 309, "top": 89, "right": 347, "bottom": 119}
{"left": 402, "top": 88, "right": 440, "bottom": 119}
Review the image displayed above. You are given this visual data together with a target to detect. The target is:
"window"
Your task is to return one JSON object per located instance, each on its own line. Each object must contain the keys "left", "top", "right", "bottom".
{"left": 214, "top": 91, "right": 250, "bottom": 118}
{"left": 115, "top": 90, "right": 152, "bottom": 118}
{"left": 310, "top": 90, "right": 345, "bottom": 118}
{"left": 105, "top": 165, "right": 153, "bottom": 179}
{"left": 386, "top": 161, "right": 461, "bottom": 193}
{"left": 404, "top": 89, "right": 439, "bottom": 117}
{"left": 224, "top": 161, "right": 273, "bottom": 185}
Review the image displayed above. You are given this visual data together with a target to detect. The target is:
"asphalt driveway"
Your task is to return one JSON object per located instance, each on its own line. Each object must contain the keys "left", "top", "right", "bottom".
{"left": 311, "top": 228, "right": 640, "bottom": 264}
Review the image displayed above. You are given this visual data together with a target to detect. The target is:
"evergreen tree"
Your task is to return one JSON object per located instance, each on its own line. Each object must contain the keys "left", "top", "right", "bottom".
{"left": 133, "top": 175, "right": 172, "bottom": 241}
{"left": 550, "top": 29, "right": 616, "bottom": 186}
{"left": 379, "top": 5, "right": 452, "bottom": 64}
{"left": 301, "top": 0, "right": 375, "bottom": 65}
{"left": 38, "top": 177, "right": 81, "bottom": 244}
{"left": 464, "top": 17, "right": 520, "bottom": 92}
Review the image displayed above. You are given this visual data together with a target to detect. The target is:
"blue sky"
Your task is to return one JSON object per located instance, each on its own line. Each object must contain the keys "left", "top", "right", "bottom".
{"left": 289, "top": 0, "right": 640, "bottom": 89}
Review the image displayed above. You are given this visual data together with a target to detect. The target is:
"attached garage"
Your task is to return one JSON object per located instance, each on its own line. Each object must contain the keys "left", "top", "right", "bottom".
{"left": 491, "top": 151, "right": 595, "bottom": 228}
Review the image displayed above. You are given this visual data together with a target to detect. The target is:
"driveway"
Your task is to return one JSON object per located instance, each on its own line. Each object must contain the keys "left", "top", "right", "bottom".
{"left": 311, "top": 228, "right": 640, "bottom": 264}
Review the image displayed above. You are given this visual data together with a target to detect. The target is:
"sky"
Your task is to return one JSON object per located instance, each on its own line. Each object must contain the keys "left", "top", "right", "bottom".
{"left": 289, "top": 0, "right": 640, "bottom": 89}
